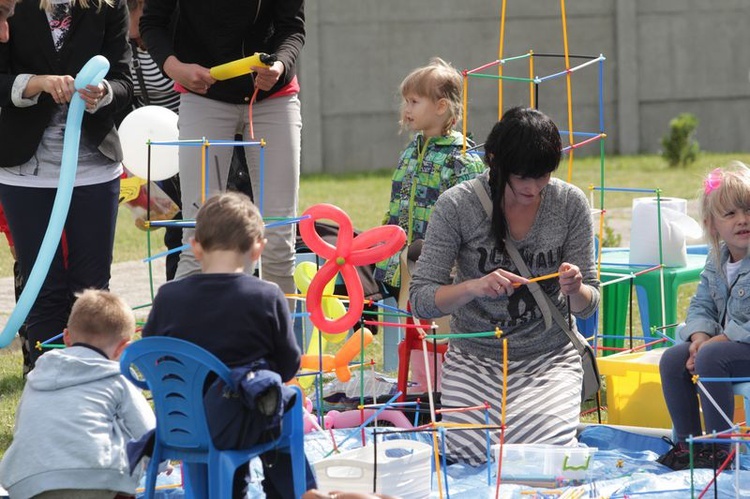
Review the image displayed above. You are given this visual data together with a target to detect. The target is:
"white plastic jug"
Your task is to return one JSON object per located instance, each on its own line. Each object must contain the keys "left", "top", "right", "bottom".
{"left": 629, "top": 197, "right": 703, "bottom": 267}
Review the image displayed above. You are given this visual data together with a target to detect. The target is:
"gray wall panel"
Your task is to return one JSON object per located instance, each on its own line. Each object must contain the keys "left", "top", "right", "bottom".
{"left": 299, "top": 1, "right": 750, "bottom": 173}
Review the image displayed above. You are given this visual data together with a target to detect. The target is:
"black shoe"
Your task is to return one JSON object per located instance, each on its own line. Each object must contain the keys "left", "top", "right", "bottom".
{"left": 693, "top": 447, "right": 734, "bottom": 469}
{"left": 656, "top": 438, "right": 692, "bottom": 471}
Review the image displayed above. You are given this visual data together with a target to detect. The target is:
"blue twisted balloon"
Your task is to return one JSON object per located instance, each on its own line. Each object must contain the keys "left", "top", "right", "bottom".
{"left": 0, "top": 56, "right": 110, "bottom": 348}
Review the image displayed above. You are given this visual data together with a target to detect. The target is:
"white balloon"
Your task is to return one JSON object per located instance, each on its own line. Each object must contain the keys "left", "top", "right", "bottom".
{"left": 118, "top": 106, "right": 179, "bottom": 181}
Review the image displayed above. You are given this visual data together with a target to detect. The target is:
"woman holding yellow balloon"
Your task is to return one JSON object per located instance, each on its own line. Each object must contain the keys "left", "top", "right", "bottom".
{"left": 140, "top": 0, "right": 305, "bottom": 294}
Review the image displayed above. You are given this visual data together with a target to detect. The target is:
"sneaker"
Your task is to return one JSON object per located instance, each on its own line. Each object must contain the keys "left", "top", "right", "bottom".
{"left": 656, "top": 438, "right": 692, "bottom": 471}
{"left": 694, "top": 447, "right": 734, "bottom": 469}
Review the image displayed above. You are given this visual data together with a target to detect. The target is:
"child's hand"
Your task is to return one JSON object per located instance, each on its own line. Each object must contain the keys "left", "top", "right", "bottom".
{"left": 686, "top": 332, "right": 711, "bottom": 372}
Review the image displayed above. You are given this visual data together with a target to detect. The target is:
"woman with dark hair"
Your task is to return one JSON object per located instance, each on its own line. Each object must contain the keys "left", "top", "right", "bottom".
{"left": 409, "top": 107, "right": 600, "bottom": 464}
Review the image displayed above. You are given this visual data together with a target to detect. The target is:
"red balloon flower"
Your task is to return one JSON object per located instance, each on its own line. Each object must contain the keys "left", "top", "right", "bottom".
{"left": 299, "top": 204, "right": 406, "bottom": 333}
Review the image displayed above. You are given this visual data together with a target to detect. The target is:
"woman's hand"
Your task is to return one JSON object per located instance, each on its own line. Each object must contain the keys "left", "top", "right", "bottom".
{"left": 78, "top": 83, "right": 107, "bottom": 111}
{"left": 253, "top": 60, "right": 285, "bottom": 91}
{"left": 558, "top": 262, "right": 594, "bottom": 313}
{"left": 434, "top": 268, "right": 527, "bottom": 315}
{"left": 26, "top": 75, "right": 75, "bottom": 104}
{"left": 558, "top": 262, "right": 583, "bottom": 296}
{"left": 474, "top": 268, "right": 528, "bottom": 299}
{"left": 164, "top": 56, "right": 215, "bottom": 95}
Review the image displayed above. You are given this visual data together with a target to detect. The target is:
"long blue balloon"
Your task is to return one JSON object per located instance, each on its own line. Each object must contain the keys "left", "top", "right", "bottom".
{"left": 0, "top": 56, "right": 110, "bottom": 348}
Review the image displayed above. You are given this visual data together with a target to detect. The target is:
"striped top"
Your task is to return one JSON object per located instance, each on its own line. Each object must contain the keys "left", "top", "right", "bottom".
{"left": 131, "top": 46, "right": 180, "bottom": 113}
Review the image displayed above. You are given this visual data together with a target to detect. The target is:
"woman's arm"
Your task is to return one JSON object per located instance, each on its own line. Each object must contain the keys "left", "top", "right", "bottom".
{"left": 409, "top": 195, "right": 463, "bottom": 319}
{"left": 139, "top": 0, "right": 178, "bottom": 72}
{"left": 409, "top": 190, "right": 527, "bottom": 318}
{"left": 95, "top": 0, "right": 133, "bottom": 117}
{"left": 269, "top": 0, "right": 305, "bottom": 74}
{"left": 560, "top": 185, "right": 600, "bottom": 317}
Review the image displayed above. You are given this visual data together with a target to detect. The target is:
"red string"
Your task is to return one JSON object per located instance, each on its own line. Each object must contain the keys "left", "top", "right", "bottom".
{"left": 247, "top": 76, "right": 261, "bottom": 139}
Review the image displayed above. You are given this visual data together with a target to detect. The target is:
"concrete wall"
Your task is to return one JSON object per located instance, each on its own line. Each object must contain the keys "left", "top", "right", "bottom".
{"left": 298, "top": 0, "right": 750, "bottom": 173}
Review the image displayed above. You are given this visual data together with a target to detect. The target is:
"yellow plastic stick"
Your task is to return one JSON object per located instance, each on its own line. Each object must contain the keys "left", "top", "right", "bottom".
{"left": 528, "top": 50, "right": 535, "bottom": 108}
{"left": 209, "top": 53, "right": 272, "bottom": 81}
{"left": 200, "top": 139, "right": 207, "bottom": 203}
{"left": 498, "top": 0, "right": 507, "bottom": 118}
{"left": 560, "top": 0, "right": 575, "bottom": 183}
{"left": 512, "top": 271, "right": 560, "bottom": 288}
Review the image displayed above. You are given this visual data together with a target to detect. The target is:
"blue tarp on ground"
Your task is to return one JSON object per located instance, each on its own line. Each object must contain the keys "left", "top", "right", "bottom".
{"left": 137, "top": 425, "right": 750, "bottom": 498}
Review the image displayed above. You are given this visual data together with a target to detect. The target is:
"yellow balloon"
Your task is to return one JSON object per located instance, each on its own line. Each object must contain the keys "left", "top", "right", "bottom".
{"left": 297, "top": 328, "right": 328, "bottom": 389}
{"left": 209, "top": 53, "right": 271, "bottom": 81}
{"left": 294, "top": 261, "right": 347, "bottom": 343}
{"left": 320, "top": 298, "right": 348, "bottom": 343}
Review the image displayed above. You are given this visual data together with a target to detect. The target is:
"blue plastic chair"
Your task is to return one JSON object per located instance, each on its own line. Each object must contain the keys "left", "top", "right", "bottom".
{"left": 120, "top": 336, "right": 307, "bottom": 499}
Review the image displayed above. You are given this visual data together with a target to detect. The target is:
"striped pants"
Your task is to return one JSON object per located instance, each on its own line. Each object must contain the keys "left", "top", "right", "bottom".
{"left": 439, "top": 343, "right": 582, "bottom": 465}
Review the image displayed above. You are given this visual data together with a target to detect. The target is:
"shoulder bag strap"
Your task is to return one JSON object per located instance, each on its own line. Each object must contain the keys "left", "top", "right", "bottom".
{"left": 469, "top": 178, "right": 586, "bottom": 354}
{"left": 504, "top": 240, "right": 587, "bottom": 355}
{"left": 131, "top": 40, "right": 151, "bottom": 106}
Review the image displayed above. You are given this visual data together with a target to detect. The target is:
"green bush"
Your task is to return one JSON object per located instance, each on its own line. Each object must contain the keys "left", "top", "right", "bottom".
{"left": 601, "top": 223, "right": 622, "bottom": 248}
{"left": 660, "top": 113, "right": 700, "bottom": 168}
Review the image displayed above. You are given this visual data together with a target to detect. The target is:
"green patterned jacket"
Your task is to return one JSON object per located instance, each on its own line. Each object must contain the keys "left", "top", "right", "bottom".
{"left": 374, "top": 130, "right": 486, "bottom": 289}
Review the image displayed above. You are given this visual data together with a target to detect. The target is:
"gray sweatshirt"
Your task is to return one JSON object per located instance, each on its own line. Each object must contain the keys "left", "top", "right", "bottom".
{"left": 0, "top": 346, "right": 155, "bottom": 498}
{"left": 409, "top": 171, "right": 600, "bottom": 361}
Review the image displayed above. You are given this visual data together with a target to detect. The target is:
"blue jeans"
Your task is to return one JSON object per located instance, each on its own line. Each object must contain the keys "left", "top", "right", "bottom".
{"left": 0, "top": 178, "right": 119, "bottom": 366}
{"left": 660, "top": 339, "right": 750, "bottom": 443}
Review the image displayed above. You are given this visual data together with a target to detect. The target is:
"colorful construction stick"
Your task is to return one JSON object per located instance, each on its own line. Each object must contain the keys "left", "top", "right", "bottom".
{"left": 512, "top": 271, "right": 560, "bottom": 288}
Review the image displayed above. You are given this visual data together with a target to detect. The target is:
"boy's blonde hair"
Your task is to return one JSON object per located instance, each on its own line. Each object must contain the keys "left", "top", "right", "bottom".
{"left": 700, "top": 160, "right": 750, "bottom": 266}
{"left": 399, "top": 57, "right": 463, "bottom": 135}
{"left": 67, "top": 289, "right": 135, "bottom": 345}
{"left": 40, "top": 0, "right": 114, "bottom": 12}
{"left": 195, "top": 192, "right": 264, "bottom": 253}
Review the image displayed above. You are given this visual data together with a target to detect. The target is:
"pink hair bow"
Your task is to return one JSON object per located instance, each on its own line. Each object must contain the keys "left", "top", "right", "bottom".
{"left": 704, "top": 168, "right": 722, "bottom": 195}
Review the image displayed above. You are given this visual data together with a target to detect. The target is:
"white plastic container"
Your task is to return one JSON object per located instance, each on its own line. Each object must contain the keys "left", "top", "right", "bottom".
{"left": 313, "top": 439, "right": 432, "bottom": 499}
{"left": 629, "top": 197, "right": 702, "bottom": 267}
{"left": 492, "top": 444, "right": 597, "bottom": 482}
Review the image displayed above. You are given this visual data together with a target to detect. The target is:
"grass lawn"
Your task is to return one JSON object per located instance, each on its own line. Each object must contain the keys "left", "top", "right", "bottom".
{"left": 1, "top": 151, "right": 747, "bottom": 456}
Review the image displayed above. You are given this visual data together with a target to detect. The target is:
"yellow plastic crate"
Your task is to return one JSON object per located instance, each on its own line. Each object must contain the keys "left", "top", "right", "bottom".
{"left": 598, "top": 349, "right": 672, "bottom": 429}
{"left": 598, "top": 349, "right": 746, "bottom": 429}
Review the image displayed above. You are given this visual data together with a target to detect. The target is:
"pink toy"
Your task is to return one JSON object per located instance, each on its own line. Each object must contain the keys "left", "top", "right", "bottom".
{"left": 303, "top": 398, "right": 336, "bottom": 434}
{"left": 326, "top": 408, "right": 413, "bottom": 429}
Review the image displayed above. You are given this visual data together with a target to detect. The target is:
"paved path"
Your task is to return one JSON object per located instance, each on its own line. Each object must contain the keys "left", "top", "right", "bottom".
{"left": 0, "top": 259, "right": 166, "bottom": 335}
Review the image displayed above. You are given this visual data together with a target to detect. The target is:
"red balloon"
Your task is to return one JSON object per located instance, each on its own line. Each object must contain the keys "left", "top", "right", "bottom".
{"left": 349, "top": 225, "right": 406, "bottom": 267}
{"left": 299, "top": 203, "right": 406, "bottom": 333}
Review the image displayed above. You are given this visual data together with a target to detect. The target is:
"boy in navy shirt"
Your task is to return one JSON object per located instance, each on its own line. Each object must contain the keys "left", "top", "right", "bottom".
{"left": 143, "top": 191, "right": 313, "bottom": 498}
